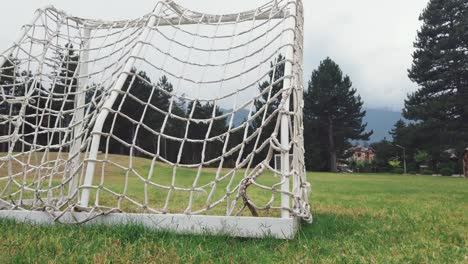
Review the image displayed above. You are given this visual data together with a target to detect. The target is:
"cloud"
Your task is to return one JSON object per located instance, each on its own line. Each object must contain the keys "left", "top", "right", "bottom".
{"left": 0, "top": 0, "right": 429, "bottom": 111}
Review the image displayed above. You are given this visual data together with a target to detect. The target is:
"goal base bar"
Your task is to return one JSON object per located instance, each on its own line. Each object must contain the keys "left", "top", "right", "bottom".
{"left": 0, "top": 210, "right": 299, "bottom": 239}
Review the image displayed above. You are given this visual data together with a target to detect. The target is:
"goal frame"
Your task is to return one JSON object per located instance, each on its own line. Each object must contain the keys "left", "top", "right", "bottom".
{"left": 0, "top": 0, "right": 308, "bottom": 239}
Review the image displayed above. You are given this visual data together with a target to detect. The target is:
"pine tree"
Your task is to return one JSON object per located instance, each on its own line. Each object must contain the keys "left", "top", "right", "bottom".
{"left": 390, "top": 119, "right": 407, "bottom": 146}
{"left": 103, "top": 71, "right": 176, "bottom": 156}
{"left": 0, "top": 57, "right": 23, "bottom": 116}
{"left": 0, "top": 57, "right": 45, "bottom": 152}
{"left": 304, "top": 58, "right": 372, "bottom": 172}
{"left": 52, "top": 43, "right": 79, "bottom": 128}
{"left": 405, "top": 0, "right": 468, "bottom": 156}
{"left": 370, "top": 139, "right": 397, "bottom": 173}
{"left": 251, "top": 54, "right": 286, "bottom": 165}
{"left": 0, "top": 57, "right": 25, "bottom": 152}
{"left": 183, "top": 101, "right": 227, "bottom": 165}
{"left": 163, "top": 96, "right": 186, "bottom": 163}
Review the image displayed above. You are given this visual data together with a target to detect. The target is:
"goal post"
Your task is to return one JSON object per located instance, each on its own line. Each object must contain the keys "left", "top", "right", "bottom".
{"left": 79, "top": 10, "right": 161, "bottom": 208}
{"left": 0, "top": 0, "right": 311, "bottom": 239}
{"left": 68, "top": 27, "right": 91, "bottom": 199}
{"left": 280, "top": 1, "right": 295, "bottom": 218}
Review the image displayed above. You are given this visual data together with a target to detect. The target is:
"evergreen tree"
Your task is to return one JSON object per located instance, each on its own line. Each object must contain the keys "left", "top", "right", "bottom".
{"left": 304, "top": 58, "right": 372, "bottom": 172}
{"left": 0, "top": 57, "right": 45, "bottom": 151}
{"left": 389, "top": 120, "right": 419, "bottom": 172}
{"left": 389, "top": 118, "right": 443, "bottom": 172}
{"left": 0, "top": 57, "right": 25, "bottom": 152}
{"left": 0, "top": 57, "right": 23, "bottom": 115}
{"left": 253, "top": 54, "right": 286, "bottom": 128}
{"left": 102, "top": 71, "right": 176, "bottom": 156}
{"left": 370, "top": 139, "right": 397, "bottom": 173}
{"left": 31, "top": 43, "right": 80, "bottom": 150}
{"left": 163, "top": 96, "right": 186, "bottom": 163}
{"left": 251, "top": 54, "right": 286, "bottom": 165}
{"left": 153, "top": 75, "right": 175, "bottom": 159}
{"left": 52, "top": 43, "right": 79, "bottom": 128}
{"left": 183, "top": 101, "right": 227, "bottom": 165}
{"left": 390, "top": 119, "right": 408, "bottom": 147}
{"left": 405, "top": 0, "right": 468, "bottom": 157}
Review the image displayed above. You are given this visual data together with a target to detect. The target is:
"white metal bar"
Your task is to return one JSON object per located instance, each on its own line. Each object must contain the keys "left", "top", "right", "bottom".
{"left": 0, "top": 210, "right": 299, "bottom": 239}
{"left": 78, "top": 12, "right": 288, "bottom": 29}
{"left": 68, "top": 1, "right": 288, "bottom": 29}
{"left": 5, "top": 3, "right": 288, "bottom": 34}
{"left": 164, "top": 0, "right": 288, "bottom": 23}
{"left": 161, "top": 11, "right": 289, "bottom": 26}
{"left": 79, "top": 12, "right": 160, "bottom": 207}
{"left": 280, "top": 1, "right": 297, "bottom": 219}
{"left": 68, "top": 28, "right": 91, "bottom": 198}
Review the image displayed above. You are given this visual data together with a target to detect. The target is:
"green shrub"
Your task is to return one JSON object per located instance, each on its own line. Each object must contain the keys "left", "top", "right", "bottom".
{"left": 407, "top": 164, "right": 419, "bottom": 173}
{"left": 439, "top": 162, "right": 457, "bottom": 176}
{"left": 421, "top": 169, "right": 433, "bottom": 175}
{"left": 393, "top": 168, "right": 404, "bottom": 174}
{"left": 389, "top": 159, "right": 401, "bottom": 168}
{"left": 361, "top": 165, "right": 375, "bottom": 173}
{"left": 349, "top": 160, "right": 376, "bottom": 173}
{"left": 415, "top": 151, "right": 430, "bottom": 163}
{"left": 440, "top": 167, "right": 454, "bottom": 177}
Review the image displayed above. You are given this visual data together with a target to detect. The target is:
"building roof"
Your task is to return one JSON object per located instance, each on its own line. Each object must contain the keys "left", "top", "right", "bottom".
{"left": 351, "top": 145, "right": 375, "bottom": 153}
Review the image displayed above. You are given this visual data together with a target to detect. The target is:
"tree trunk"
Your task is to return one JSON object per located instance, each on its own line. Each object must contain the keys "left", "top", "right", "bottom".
{"left": 1, "top": 126, "right": 7, "bottom": 152}
{"left": 464, "top": 151, "right": 468, "bottom": 179}
{"left": 328, "top": 116, "right": 337, "bottom": 172}
{"left": 164, "top": 138, "right": 167, "bottom": 158}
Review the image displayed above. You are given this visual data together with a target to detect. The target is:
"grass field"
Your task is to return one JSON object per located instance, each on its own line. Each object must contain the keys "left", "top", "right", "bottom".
{"left": 1, "top": 153, "right": 290, "bottom": 216}
{"left": 0, "top": 167, "right": 467, "bottom": 262}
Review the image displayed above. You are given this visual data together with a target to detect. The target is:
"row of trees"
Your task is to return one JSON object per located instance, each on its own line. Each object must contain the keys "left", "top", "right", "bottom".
{"left": 107, "top": 56, "right": 289, "bottom": 166}
{"left": 0, "top": 45, "right": 288, "bottom": 167}
{"left": 0, "top": 43, "right": 80, "bottom": 153}
{"left": 109, "top": 0, "right": 468, "bottom": 174}
{"left": 108, "top": 55, "right": 373, "bottom": 171}
{"left": 306, "top": 0, "right": 468, "bottom": 175}
{"left": 4, "top": 0, "right": 463, "bottom": 173}
{"left": 369, "top": 0, "right": 468, "bottom": 175}
{"left": 0, "top": 39, "right": 374, "bottom": 172}
{"left": 0, "top": 35, "right": 372, "bottom": 171}
{"left": 104, "top": 70, "right": 229, "bottom": 164}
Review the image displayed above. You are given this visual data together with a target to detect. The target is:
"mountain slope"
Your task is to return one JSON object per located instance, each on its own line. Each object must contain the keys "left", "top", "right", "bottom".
{"left": 220, "top": 108, "right": 251, "bottom": 126}
{"left": 221, "top": 107, "right": 403, "bottom": 143}
{"left": 363, "top": 108, "right": 403, "bottom": 142}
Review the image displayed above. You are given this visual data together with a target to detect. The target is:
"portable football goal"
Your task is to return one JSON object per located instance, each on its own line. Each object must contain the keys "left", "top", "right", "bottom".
{"left": 0, "top": 0, "right": 311, "bottom": 239}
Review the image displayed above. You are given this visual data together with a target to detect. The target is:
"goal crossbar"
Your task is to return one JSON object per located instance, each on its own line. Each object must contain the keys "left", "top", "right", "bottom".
{"left": 35, "top": 1, "right": 291, "bottom": 30}
{"left": 0, "top": 1, "right": 291, "bottom": 66}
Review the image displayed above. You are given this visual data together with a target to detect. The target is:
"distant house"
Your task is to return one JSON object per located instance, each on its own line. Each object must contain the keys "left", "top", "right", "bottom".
{"left": 350, "top": 145, "right": 375, "bottom": 162}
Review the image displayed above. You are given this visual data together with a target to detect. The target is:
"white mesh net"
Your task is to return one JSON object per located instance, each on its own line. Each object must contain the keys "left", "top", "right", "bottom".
{"left": 0, "top": 0, "right": 311, "bottom": 223}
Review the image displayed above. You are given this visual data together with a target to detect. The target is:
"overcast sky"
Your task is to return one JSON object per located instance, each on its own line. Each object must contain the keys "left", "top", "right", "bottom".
{"left": 0, "top": 0, "right": 429, "bottom": 111}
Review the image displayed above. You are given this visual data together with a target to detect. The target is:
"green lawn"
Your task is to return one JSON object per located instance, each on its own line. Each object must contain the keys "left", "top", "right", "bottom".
{"left": 1, "top": 153, "right": 289, "bottom": 217}
{"left": 0, "top": 172, "right": 467, "bottom": 263}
